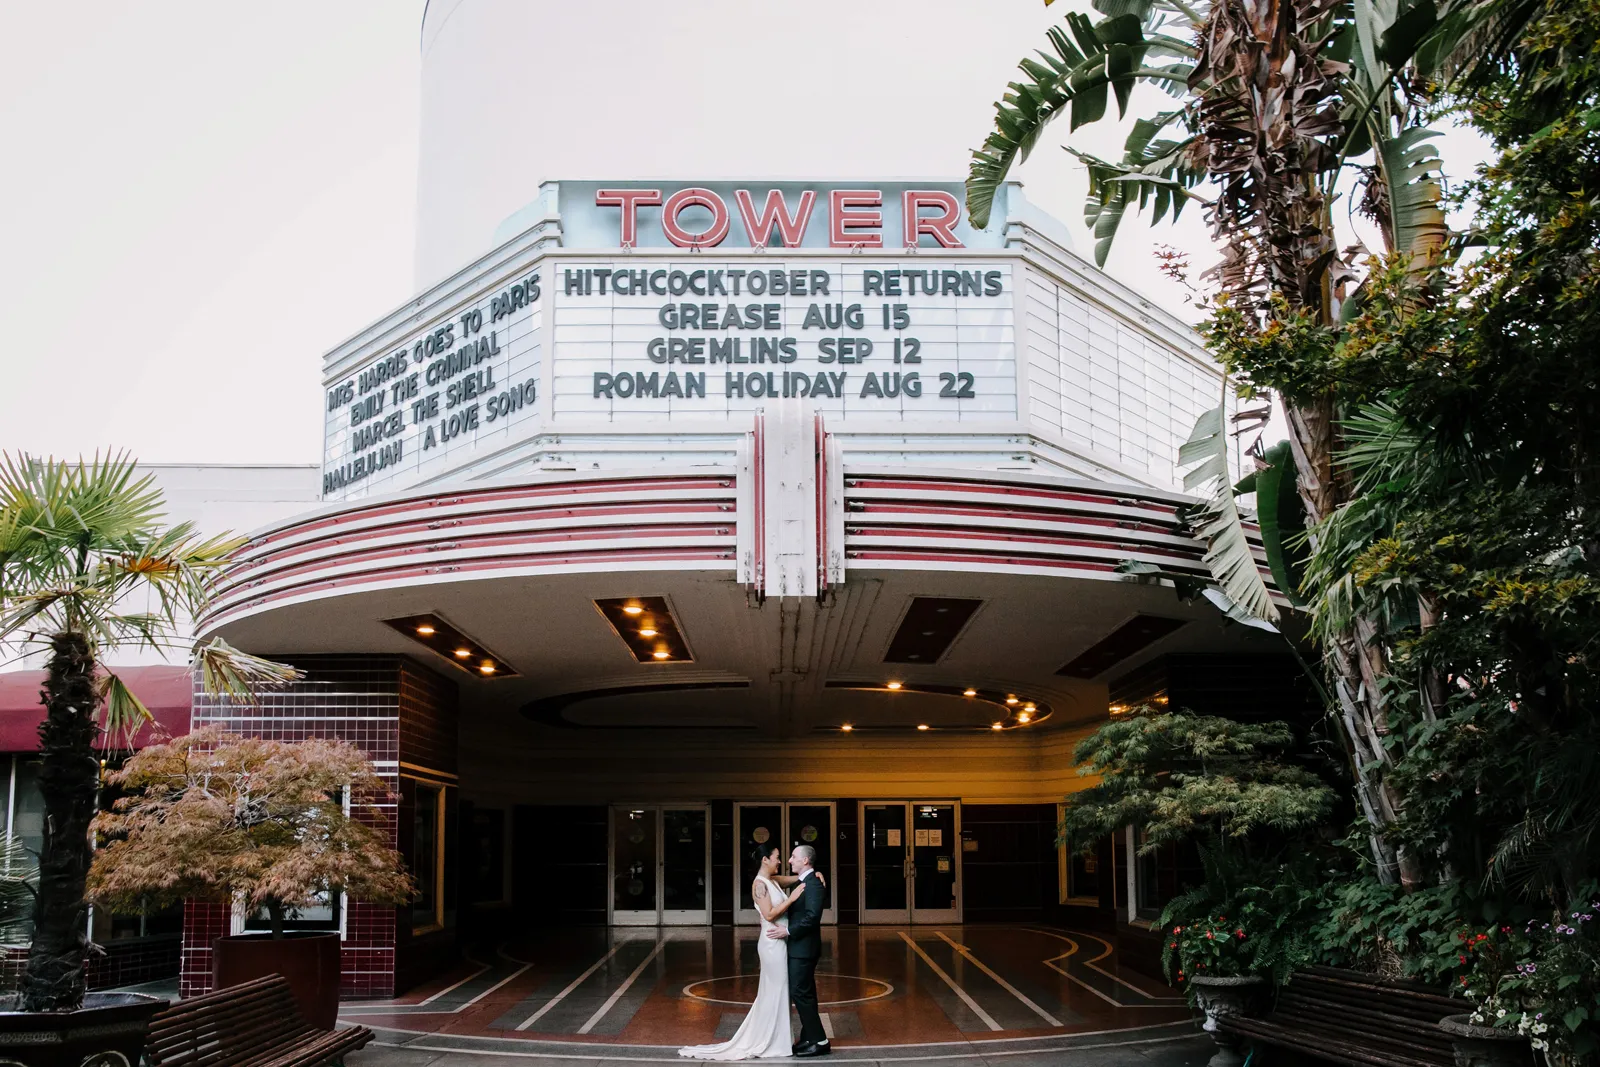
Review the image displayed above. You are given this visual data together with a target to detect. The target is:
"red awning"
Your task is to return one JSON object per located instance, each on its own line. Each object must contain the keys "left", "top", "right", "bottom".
{"left": 0, "top": 666, "right": 192, "bottom": 752}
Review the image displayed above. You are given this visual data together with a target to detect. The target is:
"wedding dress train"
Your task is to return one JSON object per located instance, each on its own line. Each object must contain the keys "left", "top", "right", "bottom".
{"left": 679, "top": 875, "right": 792, "bottom": 1060}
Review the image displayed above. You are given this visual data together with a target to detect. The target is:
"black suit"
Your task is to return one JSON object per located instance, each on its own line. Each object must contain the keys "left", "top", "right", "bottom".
{"left": 786, "top": 870, "right": 827, "bottom": 1046}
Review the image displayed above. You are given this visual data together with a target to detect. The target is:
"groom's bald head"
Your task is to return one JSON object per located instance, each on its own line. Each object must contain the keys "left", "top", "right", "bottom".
{"left": 790, "top": 844, "right": 816, "bottom": 872}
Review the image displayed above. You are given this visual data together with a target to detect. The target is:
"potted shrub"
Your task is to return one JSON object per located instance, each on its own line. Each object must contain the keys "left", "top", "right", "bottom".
{"left": 1446, "top": 899, "right": 1600, "bottom": 1067}
{"left": 0, "top": 453, "right": 297, "bottom": 1065}
{"left": 1159, "top": 849, "right": 1319, "bottom": 1067}
{"left": 88, "top": 729, "right": 413, "bottom": 1028}
{"left": 1059, "top": 709, "right": 1334, "bottom": 1067}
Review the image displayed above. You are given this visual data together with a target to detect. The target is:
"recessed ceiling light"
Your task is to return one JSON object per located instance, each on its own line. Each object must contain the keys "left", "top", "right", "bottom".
{"left": 1005, "top": 695, "right": 1019, "bottom": 705}
{"left": 384, "top": 616, "right": 516, "bottom": 677}
{"left": 916, "top": 724, "right": 929, "bottom": 731}
{"left": 1018, "top": 712, "right": 1032, "bottom": 723}
{"left": 841, "top": 724, "right": 854, "bottom": 732}
{"left": 963, "top": 688, "right": 977, "bottom": 697}
{"left": 479, "top": 663, "right": 496, "bottom": 675}
{"left": 1024, "top": 702, "right": 1036, "bottom": 712}
{"left": 623, "top": 604, "right": 644, "bottom": 615}
{"left": 653, "top": 649, "right": 671, "bottom": 660}
{"left": 638, "top": 628, "right": 658, "bottom": 637}
{"left": 992, "top": 722, "right": 1004, "bottom": 730}
{"left": 887, "top": 681, "right": 903, "bottom": 690}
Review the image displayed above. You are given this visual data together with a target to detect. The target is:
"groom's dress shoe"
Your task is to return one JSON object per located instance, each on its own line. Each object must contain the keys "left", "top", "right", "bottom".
{"left": 794, "top": 1043, "right": 831, "bottom": 1057}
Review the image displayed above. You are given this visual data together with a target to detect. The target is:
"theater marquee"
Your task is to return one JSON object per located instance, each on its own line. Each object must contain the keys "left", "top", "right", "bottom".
{"left": 322, "top": 182, "right": 1019, "bottom": 500}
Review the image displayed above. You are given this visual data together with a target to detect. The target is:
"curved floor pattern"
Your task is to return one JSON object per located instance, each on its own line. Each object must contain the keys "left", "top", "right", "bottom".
{"left": 341, "top": 925, "right": 1194, "bottom": 1054}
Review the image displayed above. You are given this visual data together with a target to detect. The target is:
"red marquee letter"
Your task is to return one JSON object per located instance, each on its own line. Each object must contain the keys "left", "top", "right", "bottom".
{"left": 661, "top": 188, "right": 731, "bottom": 248}
{"left": 903, "top": 190, "right": 963, "bottom": 248}
{"left": 735, "top": 189, "right": 816, "bottom": 247}
{"left": 595, "top": 188, "right": 662, "bottom": 247}
{"left": 829, "top": 190, "right": 883, "bottom": 248}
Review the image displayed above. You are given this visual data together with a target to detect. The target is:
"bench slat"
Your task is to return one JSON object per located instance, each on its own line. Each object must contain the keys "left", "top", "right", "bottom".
{"left": 1227, "top": 1016, "right": 1451, "bottom": 1067}
{"left": 1237, "top": 1014, "right": 1454, "bottom": 1059}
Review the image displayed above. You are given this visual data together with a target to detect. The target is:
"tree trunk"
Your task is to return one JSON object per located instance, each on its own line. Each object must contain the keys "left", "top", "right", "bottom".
{"left": 267, "top": 900, "right": 286, "bottom": 940}
{"left": 1286, "top": 400, "right": 1421, "bottom": 888}
{"left": 21, "top": 632, "right": 100, "bottom": 1012}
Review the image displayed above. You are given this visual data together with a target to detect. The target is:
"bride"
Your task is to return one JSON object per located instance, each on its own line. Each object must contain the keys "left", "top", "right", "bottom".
{"left": 679, "top": 844, "right": 812, "bottom": 1060}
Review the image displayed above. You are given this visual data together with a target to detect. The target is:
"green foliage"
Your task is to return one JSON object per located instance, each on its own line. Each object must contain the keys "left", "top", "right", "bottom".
{"left": 1252, "top": 441, "right": 1308, "bottom": 604}
{"left": 1159, "top": 846, "right": 1323, "bottom": 989}
{"left": 1175, "top": 401, "right": 1280, "bottom": 623}
{"left": 966, "top": 4, "right": 1194, "bottom": 230}
{"left": 1062, "top": 709, "right": 1335, "bottom": 853}
{"left": 1313, "top": 874, "right": 1494, "bottom": 984}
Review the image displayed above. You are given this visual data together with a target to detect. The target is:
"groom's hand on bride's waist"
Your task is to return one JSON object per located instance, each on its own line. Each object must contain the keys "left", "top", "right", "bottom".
{"left": 765, "top": 927, "right": 789, "bottom": 938}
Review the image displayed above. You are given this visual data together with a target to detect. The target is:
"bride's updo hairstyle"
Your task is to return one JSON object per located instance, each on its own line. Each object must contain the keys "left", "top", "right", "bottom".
{"left": 751, "top": 843, "right": 780, "bottom": 865}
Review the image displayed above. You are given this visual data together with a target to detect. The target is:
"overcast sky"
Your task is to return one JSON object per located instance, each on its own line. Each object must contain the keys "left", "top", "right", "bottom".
{"left": 0, "top": 3, "right": 1488, "bottom": 465}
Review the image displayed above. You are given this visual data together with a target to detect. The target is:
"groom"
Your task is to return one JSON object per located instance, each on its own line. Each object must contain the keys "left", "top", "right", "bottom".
{"left": 767, "top": 843, "right": 829, "bottom": 1056}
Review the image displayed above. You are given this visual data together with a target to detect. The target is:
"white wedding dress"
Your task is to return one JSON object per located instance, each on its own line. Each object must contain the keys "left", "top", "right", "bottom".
{"left": 679, "top": 875, "right": 793, "bottom": 1060}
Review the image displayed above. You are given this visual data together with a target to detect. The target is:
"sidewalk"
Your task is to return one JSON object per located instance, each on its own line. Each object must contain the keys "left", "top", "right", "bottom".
{"left": 345, "top": 1023, "right": 1217, "bottom": 1067}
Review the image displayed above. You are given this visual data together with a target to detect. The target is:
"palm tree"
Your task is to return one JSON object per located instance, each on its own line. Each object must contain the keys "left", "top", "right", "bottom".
{"left": 967, "top": 0, "right": 1545, "bottom": 886}
{"left": 0, "top": 452, "right": 296, "bottom": 1012}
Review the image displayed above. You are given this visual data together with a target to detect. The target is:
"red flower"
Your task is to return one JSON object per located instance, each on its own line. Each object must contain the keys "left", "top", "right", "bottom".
{"left": 1459, "top": 955, "right": 1468, "bottom": 964}
{"left": 1206, "top": 931, "right": 1215, "bottom": 940}
{"left": 1236, "top": 929, "right": 1246, "bottom": 939}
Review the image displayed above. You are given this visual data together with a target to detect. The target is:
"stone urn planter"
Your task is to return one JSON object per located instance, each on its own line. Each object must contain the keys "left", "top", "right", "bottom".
{"left": 1187, "top": 975, "right": 1267, "bottom": 1067}
{"left": 214, "top": 931, "right": 342, "bottom": 1030}
{"left": 0, "top": 991, "right": 167, "bottom": 1067}
{"left": 1439, "top": 1015, "right": 1537, "bottom": 1067}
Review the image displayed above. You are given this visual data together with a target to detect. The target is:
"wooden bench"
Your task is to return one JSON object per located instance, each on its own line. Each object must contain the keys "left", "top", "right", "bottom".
{"left": 144, "top": 974, "right": 373, "bottom": 1067}
{"left": 1219, "top": 966, "right": 1462, "bottom": 1067}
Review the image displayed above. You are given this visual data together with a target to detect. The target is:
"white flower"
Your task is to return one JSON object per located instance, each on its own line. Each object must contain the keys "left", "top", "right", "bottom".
{"left": 1496, "top": 1009, "right": 1507, "bottom": 1018}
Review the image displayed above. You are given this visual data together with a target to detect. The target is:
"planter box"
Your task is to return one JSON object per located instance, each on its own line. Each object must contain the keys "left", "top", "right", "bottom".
{"left": 213, "top": 932, "right": 341, "bottom": 1030}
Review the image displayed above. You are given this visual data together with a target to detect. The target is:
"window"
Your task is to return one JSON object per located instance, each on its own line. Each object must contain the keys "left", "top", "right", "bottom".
{"left": 7, "top": 758, "right": 44, "bottom": 859}
{"left": 1057, "top": 806, "right": 1104, "bottom": 906}
{"left": 242, "top": 787, "right": 348, "bottom": 935}
{"left": 242, "top": 892, "right": 341, "bottom": 934}
{"left": 412, "top": 782, "right": 446, "bottom": 931}
{"left": 1130, "top": 828, "right": 1203, "bottom": 922}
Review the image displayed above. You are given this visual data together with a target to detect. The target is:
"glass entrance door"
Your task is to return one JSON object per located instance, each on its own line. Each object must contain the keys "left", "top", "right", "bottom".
{"left": 609, "top": 805, "right": 710, "bottom": 925}
{"left": 734, "top": 802, "right": 836, "bottom": 925}
{"left": 858, "top": 801, "right": 961, "bottom": 924}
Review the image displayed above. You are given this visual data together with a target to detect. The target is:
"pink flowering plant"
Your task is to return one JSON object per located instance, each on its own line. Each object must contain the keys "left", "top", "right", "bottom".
{"left": 1455, "top": 892, "right": 1600, "bottom": 1058}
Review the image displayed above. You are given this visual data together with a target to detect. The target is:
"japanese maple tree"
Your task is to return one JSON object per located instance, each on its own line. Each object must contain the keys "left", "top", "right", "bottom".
{"left": 88, "top": 729, "right": 413, "bottom": 936}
